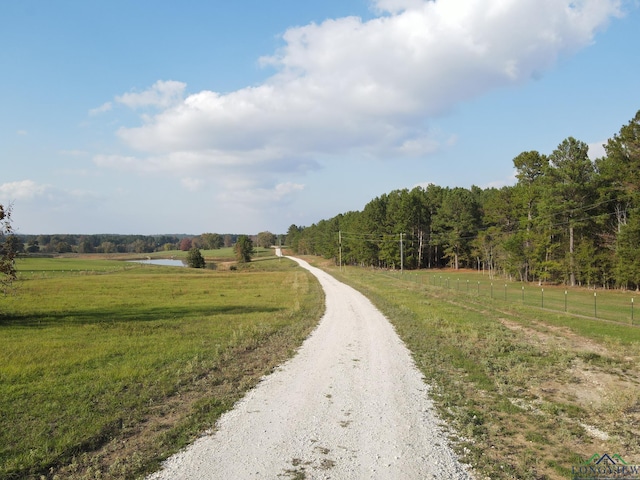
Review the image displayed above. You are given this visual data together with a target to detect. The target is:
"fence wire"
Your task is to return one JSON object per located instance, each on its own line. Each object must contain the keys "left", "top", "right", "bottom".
{"left": 382, "top": 270, "right": 637, "bottom": 326}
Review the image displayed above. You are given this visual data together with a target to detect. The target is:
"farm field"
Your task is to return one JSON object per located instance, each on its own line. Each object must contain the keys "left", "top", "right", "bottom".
{"left": 309, "top": 259, "right": 640, "bottom": 479}
{"left": 0, "top": 255, "right": 324, "bottom": 479}
{"left": 4, "top": 252, "right": 640, "bottom": 479}
{"left": 388, "top": 268, "right": 638, "bottom": 325}
{"left": 25, "top": 246, "right": 276, "bottom": 270}
{"left": 143, "top": 246, "right": 274, "bottom": 262}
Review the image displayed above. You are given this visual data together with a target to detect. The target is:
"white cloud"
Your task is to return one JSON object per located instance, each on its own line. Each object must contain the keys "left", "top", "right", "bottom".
{"left": 98, "top": 0, "right": 622, "bottom": 200}
{"left": 16, "top": 130, "right": 27, "bottom": 136}
{"left": 0, "top": 180, "right": 99, "bottom": 202}
{"left": 372, "top": 0, "right": 426, "bottom": 14}
{"left": 588, "top": 140, "right": 607, "bottom": 159}
{"left": 396, "top": 135, "right": 441, "bottom": 156}
{"left": 59, "top": 149, "right": 90, "bottom": 157}
{"left": 93, "top": 154, "right": 144, "bottom": 171}
{"left": 181, "top": 177, "right": 205, "bottom": 191}
{"left": 482, "top": 173, "right": 518, "bottom": 189}
{"left": 216, "top": 182, "right": 305, "bottom": 209}
{"left": 274, "top": 182, "right": 305, "bottom": 198}
{"left": 116, "top": 80, "right": 186, "bottom": 109}
{"left": 0, "top": 180, "right": 49, "bottom": 200}
{"left": 89, "top": 102, "right": 113, "bottom": 116}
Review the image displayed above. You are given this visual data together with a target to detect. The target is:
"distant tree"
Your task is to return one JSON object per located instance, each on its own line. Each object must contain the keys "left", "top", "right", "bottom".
{"left": 432, "top": 187, "right": 480, "bottom": 269}
{"left": 6, "top": 236, "right": 23, "bottom": 255}
{"left": 37, "top": 235, "right": 51, "bottom": 251}
{"left": 77, "top": 237, "right": 94, "bottom": 254}
{"left": 256, "top": 231, "right": 276, "bottom": 248}
{"left": 26, "top": 239, "right": 40, "bottom": 253}
{"left": 179, "top": 238, "right": 192, "bottom": 251}
{"left": 286, "top": 224, "right": 303, "bottom": 252}
{"left": 0, "top": 204, "right": 17, "bottom": 292}
{"left": 98, "top": 241, "right": 117, "bottom": 254}
{"left": 544, "top": 137, "right": 595, "bottom": 286}
{"left": 55, "top": 241, "right": 73, "bottom": 254}
{"left": 512, "top": 150, "right": 549, "bottom": 281}
{"left": 614, "top": 215, "right": 640, "bottom": 288}
{"left": 598, "top": 110, "right": 640, "bottom": 288}
{"left": 200, "top": 233, "right": 224, "bottom": 249}
{"left": 234, "top": 235, "right": 254, "bottom": 263}
{"left": 186, "top": 247, "right": 206, "bottom": 268}
{"left": 130, "top": 239, "right": 153, "bottom": 254}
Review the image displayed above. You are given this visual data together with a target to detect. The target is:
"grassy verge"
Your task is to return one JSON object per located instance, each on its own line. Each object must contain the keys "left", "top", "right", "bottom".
{"left": 312, "top": 261, "right": 640, "bottom": 479}
{"left": 137, "top": 246, "right": 274, "bottom": 262}
{"left": 1, "top": 256, "right": 324, "bottom": 480}
{"left": 393, "top": 269, "right": 638, "bottom": 325}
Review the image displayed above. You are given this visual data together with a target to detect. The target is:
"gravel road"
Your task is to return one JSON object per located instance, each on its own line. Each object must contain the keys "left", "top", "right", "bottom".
{"left": 147, "top": 256, "right": 474, "bottom": 479}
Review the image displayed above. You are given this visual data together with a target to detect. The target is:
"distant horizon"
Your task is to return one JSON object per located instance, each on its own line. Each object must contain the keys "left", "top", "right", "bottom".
{"left": 13, "top": 232, "right": 278, "bottom": 238}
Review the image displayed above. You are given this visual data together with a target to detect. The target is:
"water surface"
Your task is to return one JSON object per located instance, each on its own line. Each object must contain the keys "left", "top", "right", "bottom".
{"left": 128, "top": 259, "right": 186, "bottom": 267}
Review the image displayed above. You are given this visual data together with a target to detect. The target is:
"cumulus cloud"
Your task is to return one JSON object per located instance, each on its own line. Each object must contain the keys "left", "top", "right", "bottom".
{"left": 98, "top": 0, "right": 622, "bottom": 192}
{"left": 89, "top": 102, "right": 113, "bottom": 116}
{"left": 0, "top": 180, "right": 49, "bottom": 200}
{"left": 216, "top": 182, "right": 305, "bottom": 209}
{"left": 373, "top": 0, "right": 427, "bottom": 14}
{"left": 181, "top": 177, "right": 205, "bottom": 191}
{"left": 0, "top": 181, "right": 102, "bottom": 225}
{"left": 116, "top": 80, "right": 186, "bottom": 109}
{"left": 59, "top": 149, "right": 90, "bottom": 157}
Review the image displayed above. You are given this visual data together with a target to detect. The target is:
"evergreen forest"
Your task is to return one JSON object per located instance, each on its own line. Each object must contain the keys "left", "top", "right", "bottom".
{"left": 286, "top": 110, "right": 640, "bottom": 290}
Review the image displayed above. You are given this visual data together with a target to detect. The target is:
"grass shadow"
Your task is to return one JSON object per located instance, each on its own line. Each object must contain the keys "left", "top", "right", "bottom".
{"left": 0, "top": 304, "right": 284, "bottom": 329}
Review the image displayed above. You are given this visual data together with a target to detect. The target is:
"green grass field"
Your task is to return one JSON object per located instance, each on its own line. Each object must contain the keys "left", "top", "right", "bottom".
{"left": 314, "top": 261, "right": 640, "bottom": 480}
{"left": 389, "top": 268, "right": 638, "bottom": 326}
{"left": 0, "top": 255, "right": 323, "bottom": 479}
{"left": 5, "top": 253, "right": 639, "bottom": 479}
{"left": 146, "top": 246, "right": 273, "bottom": 262}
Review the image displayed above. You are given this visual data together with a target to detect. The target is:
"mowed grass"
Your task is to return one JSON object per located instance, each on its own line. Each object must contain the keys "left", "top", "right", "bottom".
{"left": 0, "top": 256, "right": 324, "bottom": 479}
{"left": 314, "top": 261, "right": 640, "bottom": 480}
{"left": 14, "top": 257, "right": 132, "bottom": 279}
{"left": 145, "top": 246, "right": 274, "bottom": 262}
{"left": 393, "top": 269, "right": 638, "bottom": 325}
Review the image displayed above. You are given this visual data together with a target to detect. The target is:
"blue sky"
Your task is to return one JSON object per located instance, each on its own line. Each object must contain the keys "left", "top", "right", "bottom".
{"left": 1, "top": 0, "right": 639, "bottom": 235}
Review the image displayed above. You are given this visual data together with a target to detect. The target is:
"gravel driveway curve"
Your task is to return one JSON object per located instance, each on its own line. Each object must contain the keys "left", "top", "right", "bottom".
{"left": 147, "top": 256, "right": 474, "bottom": 479}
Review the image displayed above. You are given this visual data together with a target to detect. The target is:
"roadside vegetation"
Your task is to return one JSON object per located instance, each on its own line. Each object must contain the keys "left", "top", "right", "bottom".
{"left": 0, "top": 254, "right": 324, "bottom": 480}
{"left": 287, "top": 110, "right": 640, "bottom": 291}
{"left": 312, "top": 258, "right": 640, "bottom": 479}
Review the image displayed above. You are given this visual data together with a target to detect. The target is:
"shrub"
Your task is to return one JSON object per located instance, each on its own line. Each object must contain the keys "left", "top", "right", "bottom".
{"left": 186, "top": 247, "right": 206, "bottom": 268}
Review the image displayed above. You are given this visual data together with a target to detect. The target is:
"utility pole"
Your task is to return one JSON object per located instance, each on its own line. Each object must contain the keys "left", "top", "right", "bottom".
{"left": 339, "top": 230, "right": 342, "bottom": 271}
{"left": 400, "top": 232, "right": 404, "bottom": 274}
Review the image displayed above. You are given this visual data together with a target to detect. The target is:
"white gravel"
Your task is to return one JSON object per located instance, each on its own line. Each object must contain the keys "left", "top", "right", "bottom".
{"left": 147, "top": 256, "right": 474, "bottom": 479}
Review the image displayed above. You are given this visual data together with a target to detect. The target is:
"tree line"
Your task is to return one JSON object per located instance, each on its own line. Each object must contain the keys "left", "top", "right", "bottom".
{"left": 286, "top": 110, "right": 640, "bottom": 290}
{"left": 12, "top": 231, "right": 281, "bottom": 255}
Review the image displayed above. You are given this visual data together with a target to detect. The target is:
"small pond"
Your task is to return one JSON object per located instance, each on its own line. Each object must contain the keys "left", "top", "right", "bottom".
{"left": 127, "top": 259, "right": 186, "bottom": 267}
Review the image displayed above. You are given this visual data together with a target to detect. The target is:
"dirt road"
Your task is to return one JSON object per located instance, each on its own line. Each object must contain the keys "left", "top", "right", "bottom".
{"left": 147, "top": 257, "right": 473, "bottom": 479}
